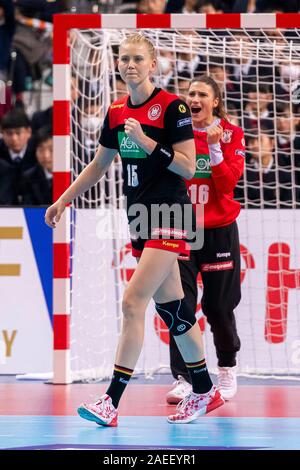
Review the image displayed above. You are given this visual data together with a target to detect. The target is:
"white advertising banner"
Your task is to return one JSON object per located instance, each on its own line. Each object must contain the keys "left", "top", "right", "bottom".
{"left": 0, "top": 209, "right": 52, "bottom": 373}
{"left": 71, "top": 209, "right": 300, "bottom": 376}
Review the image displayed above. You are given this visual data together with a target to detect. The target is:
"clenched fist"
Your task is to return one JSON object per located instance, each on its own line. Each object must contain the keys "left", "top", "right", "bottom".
{"left": 124, "top": 118, "right": 146, "bottom": 147}
{"left": 207, "top": 124, "right": 223, "bottom": 145}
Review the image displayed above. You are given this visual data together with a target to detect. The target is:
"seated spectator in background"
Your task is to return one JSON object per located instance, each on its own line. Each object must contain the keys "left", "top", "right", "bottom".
{"left": 243, "top": 83, "right": 274, "bottom": 136}
{"left": 31, "top": 105, "right": 52, "bottom": 134}
{"left": 156, "top": 50, "right": 174, "bottom": 89}
{"left": 232, "top": 0, "right": 256, "bottom": 12}
{"left": 177, "top": 75, "right": 191, "bottom": 101}
{"left": 197, "top": 0, "right": 222, "bottom": 13}
{"left": 115, "top": 78, "right": 128, "bottom": 100}
{"left": 14, "top": 0, "right": 68, "bottom": 22}
{"left": 0, "top": 0, "right": 15, "bottom": 81}
{"left": 166, "top": 0, "right": 199, "bottom": 13}
{"left": 208, "top": 57, "right": 241, "bottom": 112}
{"left": 10, "top": 0, "right": 67, "bottom": 105}
{"left": 176, "top": 31, "right": 206, "bottom": 79}
{"left": 256, "top": 0, "right": 300, "bottom": 12}
{"left": 235, "top": 131, "right": 295, "bottom": 208}
{"left": 228, "top": 32, "right": 275, "bottom": 96}
{"left": 0, "top": 108, "right": 35, "bottom": 169}
{"left": 0, "top": 80, "right": 13, "bottom": 124}
{"left": 227, "top": 102, "right": 240, "bottom": 127}
{"left": 22, "top": 125, "right": 52, "bottom": 205}
{"left": 275, "top": 101, "right": 300, "bottom": 204}
{"left": 0, "top": 108, "right": 36, "bottom": 203}
{"left": 140, "top": 0, "right": 166, "bottom": 13}
{"left": 0, "top": 159, "right": 15, "bottom": 204}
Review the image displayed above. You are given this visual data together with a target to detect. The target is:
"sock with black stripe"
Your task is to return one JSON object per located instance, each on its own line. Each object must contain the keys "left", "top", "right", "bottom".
{"left": 106, "top": 364, "right": 134, "bottom": 408}
{"left": 186, "top": 359, "right": 213, "bottom": 394}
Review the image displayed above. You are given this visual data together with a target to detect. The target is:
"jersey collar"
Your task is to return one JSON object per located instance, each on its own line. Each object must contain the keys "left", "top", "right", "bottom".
{"left": 127, "top": 87, "right": 161, "bottom": 109}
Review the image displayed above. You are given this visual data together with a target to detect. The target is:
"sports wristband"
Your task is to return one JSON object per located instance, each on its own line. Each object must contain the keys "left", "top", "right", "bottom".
{"left": 151, "top": 143, "right": 175, "bottom": 168}
{"left": 208, "top": 142, "right": 224, "bottom": 166}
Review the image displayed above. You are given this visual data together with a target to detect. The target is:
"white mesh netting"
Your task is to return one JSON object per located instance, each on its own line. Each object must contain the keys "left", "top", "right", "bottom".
{"left": 68, "top": 27, "right": 300, "bottom": 381}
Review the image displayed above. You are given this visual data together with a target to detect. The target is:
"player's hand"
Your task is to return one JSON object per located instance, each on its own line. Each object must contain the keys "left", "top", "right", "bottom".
{"left": 207, "top": 124, "right": 223, "bottom": 145}
{"left": 124, "top": 118, "right": 146, "bottom": 147}
{"left": 45, "top": 200, "right": 66, "bottom": 228}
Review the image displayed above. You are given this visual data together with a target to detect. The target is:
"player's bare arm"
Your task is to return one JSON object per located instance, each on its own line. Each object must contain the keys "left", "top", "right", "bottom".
{"left": 45, "top": 145, "right": 117, "bottom": 228}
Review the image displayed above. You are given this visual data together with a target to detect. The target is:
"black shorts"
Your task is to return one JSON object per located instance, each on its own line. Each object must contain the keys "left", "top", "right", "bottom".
{"left": 127, "top": 198, "right": 196, "bottom": 260}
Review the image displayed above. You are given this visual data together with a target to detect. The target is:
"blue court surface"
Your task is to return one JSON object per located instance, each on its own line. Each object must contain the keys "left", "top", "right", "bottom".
{"left": 1, "top": 416, "right": 300, "bottom": 450}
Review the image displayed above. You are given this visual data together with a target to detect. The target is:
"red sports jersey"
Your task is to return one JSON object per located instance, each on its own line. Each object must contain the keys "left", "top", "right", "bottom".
{"left": 187, "top": 118, "right": 245, "bottom": 228}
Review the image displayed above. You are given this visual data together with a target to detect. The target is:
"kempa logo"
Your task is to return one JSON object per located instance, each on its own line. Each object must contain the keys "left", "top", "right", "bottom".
{"left": 119, "top": 377, "right": 129, "bottom": 384}
{"left": 118, "top": 132, "right": 146, "bottom": 159}
{"left": 216, "top": 252, "right": 231, "bottom": 258}
{"left": 193, "top": 367, "right": 207, "bottom": 373}
{"left": 177, "top": 324, "right": 186, "bottom": 332}
{"left": 195, "top": 154, "right": 211, "bottom": 178}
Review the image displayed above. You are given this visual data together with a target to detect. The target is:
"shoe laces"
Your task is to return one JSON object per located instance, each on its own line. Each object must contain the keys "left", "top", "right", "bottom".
{"left": 218, "top": 367, "right": 236, "bottom": 388}
{"left": 94, "top": 395, "right": 114, "bottom": 414}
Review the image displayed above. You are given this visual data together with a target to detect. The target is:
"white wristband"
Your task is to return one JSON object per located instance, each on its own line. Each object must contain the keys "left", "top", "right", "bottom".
{"left": 208, "top": 142, "right": 224, "bottom": 166}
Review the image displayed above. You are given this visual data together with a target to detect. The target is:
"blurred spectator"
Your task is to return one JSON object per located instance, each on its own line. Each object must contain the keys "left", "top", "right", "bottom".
{"left": 156, "top": 50, "right": 174, "bottom": 88}
{"left": 275, "top": 101, "right": 300, "bottom": 203}
{"left": 31, "top": 105, "right": 52, "bottom": 134}
{"left": 9, "top": 0, "right": 68, "bottom": 104}
{"left": 176, "top": 31, "right": 206, "bottom": 79}
{"left": 0, "top": 159, "right": 15, "bottom": 204}
{"left": 236, "top": 130, "right": 297, "bottom": 208}
{"left": 0, "top": 109, "right": 36, "bottom": 203}
{"left": 166, "top": 0, "right": 199, "bottom": 13}
{"left": 243, "top": 83, "right": 274, "bottom": 135}
{"left": 228, "top": 33, "right": 275, "bottom": 96}
{"left": 0, "top": 0, "right": 15, "bottom": 81}
{"left": 115, "top": 78, "right": 128, "bottom": 100}
{"left": 227, "top": 102, "right": 240, "bottom": 127}
{"left": 0, "top": 109, "right": 35, "bottom": 169}
{"left": 197, "top": 0, "right": 220, "bottom": 13}
{"left": 232, "top": 0, "right": 256, "bottom": 12}
{"left": 0, "top": 81, "right": 13, "bottom": 124}
{"left": 136, "top": 0, "right": 149, "bottom": 13}
{"left": 208, "top": 57, "right": 241, "bottom": 111}
{"left": 256, "top": 0, "right": 300, "bottom": 13}
{"left": 140, "top": 0, "right": 166, "bottom": 13}
{"left": 177, "top": 76, "right": 191, "bottom": 101}
{"left": 22, "top": 125, "right": 52, "bottom": 205}
{"left": 14, "top": 0, "right": 68, "bottom": 22}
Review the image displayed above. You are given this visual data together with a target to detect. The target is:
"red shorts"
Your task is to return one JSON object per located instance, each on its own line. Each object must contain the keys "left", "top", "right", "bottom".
{"left": 131, "top": 238, "right": 190, "bottom": 260}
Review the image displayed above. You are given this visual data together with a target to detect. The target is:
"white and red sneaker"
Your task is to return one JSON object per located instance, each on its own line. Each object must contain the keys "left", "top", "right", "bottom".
{"left": 167, "top": 385, "right": 225, "bottom": 424}
{"left": 217, "top": 365, "right": 237, "bottom": 401}
{"left": 77, "top": 394, "right": 118, "bottom": 427}
{"left": 166, "top": 375, "right": 192, "bottom": 405}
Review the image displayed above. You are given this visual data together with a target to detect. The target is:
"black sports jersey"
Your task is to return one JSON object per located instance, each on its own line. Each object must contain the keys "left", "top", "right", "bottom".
{"left": 99, "top": 87, "right": 194, "bottom": 210}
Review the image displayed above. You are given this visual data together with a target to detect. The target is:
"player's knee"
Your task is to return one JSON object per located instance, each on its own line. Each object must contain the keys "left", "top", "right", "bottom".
{"left": 122, "top": 290, "right": 143, "bottom": 322}
{"left": 155, "top": 297, "right": 196, "bottom": 336}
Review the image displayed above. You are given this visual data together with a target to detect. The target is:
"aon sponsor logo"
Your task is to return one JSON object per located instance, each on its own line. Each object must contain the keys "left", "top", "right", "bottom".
{"left": 118, "top": 132, "right": 146, "bottom": 159}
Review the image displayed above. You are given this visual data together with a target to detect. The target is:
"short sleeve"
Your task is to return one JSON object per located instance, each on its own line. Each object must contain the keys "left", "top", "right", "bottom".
{"left": 164, "top": 99, "right": 194, "bottom": 145}
{"left": 99, "top": 111, "right": 118, "bottom": 149}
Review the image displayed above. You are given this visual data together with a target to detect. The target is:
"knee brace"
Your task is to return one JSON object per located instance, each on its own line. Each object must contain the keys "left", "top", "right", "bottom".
{"left": 155, "top": 297, "right": 196, "bottom": 336}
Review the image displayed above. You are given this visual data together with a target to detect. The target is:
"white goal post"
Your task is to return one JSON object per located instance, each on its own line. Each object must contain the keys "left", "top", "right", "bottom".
{"left": 53, "top": 13, "right": 300, "bottom": 384}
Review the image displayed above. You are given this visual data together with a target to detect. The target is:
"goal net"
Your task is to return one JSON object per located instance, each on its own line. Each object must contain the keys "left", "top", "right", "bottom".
{"left": 57, "top": 18, "right": 300, "bottom": 382}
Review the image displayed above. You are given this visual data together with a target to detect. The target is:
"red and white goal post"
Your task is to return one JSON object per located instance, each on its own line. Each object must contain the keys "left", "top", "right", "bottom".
{"left": 53, "top": 13, "right": 300, "bottom": 384}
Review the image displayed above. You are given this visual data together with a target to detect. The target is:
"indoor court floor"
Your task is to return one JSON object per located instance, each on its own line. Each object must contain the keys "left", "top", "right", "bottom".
{"left": 0, "top": 375, "right": 299, "bottom": 450}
